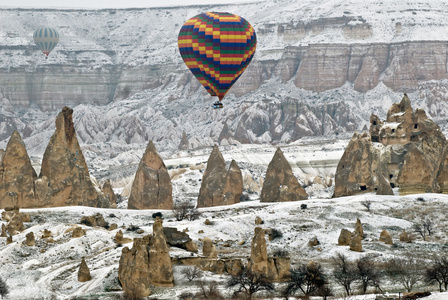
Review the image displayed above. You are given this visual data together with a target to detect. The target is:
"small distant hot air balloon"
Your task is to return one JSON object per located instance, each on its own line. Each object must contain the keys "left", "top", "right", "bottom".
{"left": 33, "top": 26, "right": 59, "bottom": 59}
{"left": 178, "top": 12, "right": 257, "bottom": 108}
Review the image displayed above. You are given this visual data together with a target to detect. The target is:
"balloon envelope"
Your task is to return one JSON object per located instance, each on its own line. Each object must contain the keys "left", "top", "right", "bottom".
{"left": 178, "top": 12, "right": 257, "bottom": 101}
{"left": 33, "top": 27, "right": 59, "bottom": 57}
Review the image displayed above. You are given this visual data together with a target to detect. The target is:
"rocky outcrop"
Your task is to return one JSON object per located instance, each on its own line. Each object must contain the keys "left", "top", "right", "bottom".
{"left": 6, "top": 213, "right": 25, "bottom": 235}
{"left": 0, "top": 223, "right": 6, "bottom": 237}
{"left": 260, "top": 147, "right": 308, "bottom": 202}
{"left": 72, "top": 227, "right": 85, "bottom": 238}
{"left": 80, "top": 213, "right": 107, "bottom": 228}
{"left": 128, "top": 141, "right": 172, "bottom": 210}
{"left": 102, "top": 180, "right": 117, "bottom": 209}
{"left": 118, "top": 238, "right": 152, "bottom": 298}
{"left": 114, "top": 230, "right": 133, "bottom": 244}
{"left": 149, "top": 218, "right": 174, "bottom": 287}
{"left": 78, "top": 258, "right": 91, "bottom": 282}
{"left": 338, "top": 228, "right": 352, "bottom": 246}
{"left": 0, "top": 131, "right": 37, "bottom": 209}
{"left": 353, "top": 218, "right": 364, "bottom": 239}
{"left": 24, "top": 232, "right": 35, "bottom": 246}
{"left": 202, "top": 237, "right": 217, "bottom": 258}
{"left": 379, "top": 230, "right": 393, "bottom": 245}
{"left": 36, "top": 107, "right": 109, "bottom": 208}
{"left": 248, "top": 227, "right": 290, "bottom": 282}
{"left": 399, "top": 229, "right": 410, "bottom": 242}
{"left": 197, "top": 145, "right": 243, "bottom": 207}
{"left": 350, "top": 234, "right": 362, "bottom": 252}
{"left": 335, "top": 94, "right": 447, "bottom": 197}
{"left": 163, "top": 227, "right": 198, "bottom": 253}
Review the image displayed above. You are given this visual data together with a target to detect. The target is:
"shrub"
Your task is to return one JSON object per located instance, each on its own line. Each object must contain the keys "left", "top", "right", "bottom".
{"left": 0, "top": 276, "right": 8, "bottom": 299}
{"left": 301, "top": 204, "right": 307, "bottom": 210}
{"left": 152, "top": 212, "right": 163, "bottom": 219}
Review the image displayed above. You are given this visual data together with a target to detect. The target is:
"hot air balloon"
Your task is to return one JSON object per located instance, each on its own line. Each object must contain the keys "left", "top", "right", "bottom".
{"left": 33, "top": 27, "right": 59, "bottom": 59}
{"left": 178, "top": 12, "right": 256, "bottom": 108}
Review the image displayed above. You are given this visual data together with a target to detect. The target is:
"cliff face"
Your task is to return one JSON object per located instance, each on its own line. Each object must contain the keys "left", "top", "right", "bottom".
{"left": 2, "top": 1, "right": 448, "bottom": 154}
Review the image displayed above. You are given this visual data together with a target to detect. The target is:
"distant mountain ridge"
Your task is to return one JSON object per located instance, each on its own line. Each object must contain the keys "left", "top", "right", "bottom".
{"left": 1, "top": 0, "right": 448, "bottom": 168}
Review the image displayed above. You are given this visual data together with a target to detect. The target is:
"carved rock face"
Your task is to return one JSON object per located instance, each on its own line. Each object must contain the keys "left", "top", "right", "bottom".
{"left": 335, "top": 94, "right": 447, "bottom": 197}
{"left": 197, "top": 145, "right": 243, "bottom": 208}
{"left": 0, "top": 131, "right": 37, "bottom": 209}
{"left": 260, "top": 147, "right": 308, "bottom": 202}
{"left": 128, "top": 141, "right": 172, "bottom": 210}
{"left": 37, "top": 107, "right": 109, "bottom": 208}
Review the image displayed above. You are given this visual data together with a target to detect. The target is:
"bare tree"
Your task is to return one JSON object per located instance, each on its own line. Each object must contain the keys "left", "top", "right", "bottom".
{"left": 0, "top": 277, "right": 8, "bottom": 299}
{"left": 356, "top": 256, "right": 383, "bottom": 294}
{"left": 172, "top": 200, "right": 201, "bottom": 221}
{"left": 332, "top": 253, "right": 359, "bottom": 296}
{"left": 181, "top": 266, "right": 203, "bottom": 282}
{"left": 360, "top": 199, "right": 372, "bottom": 212}
{"left": 413, "top": 223, "right": 427, "bottom": 241}
{"left": 386, "top": 255, "right": 423, "bottom": 292}
{"left": 227, "top": 267, "right": 275, "bottom": 300}
{"left": 425, "top": 256, "right": 448, "bottom": 292}
{"left": 196, "top": 280, "right": 224, "bottom": 299}
{"left": 423, "top": 218, "right": 433, "bottom": 236}
{"left": 283, "top": 261, "right": 328, "bottom": 298}
{"left": 413, "top": 218, "right": 434, "bottom": 241}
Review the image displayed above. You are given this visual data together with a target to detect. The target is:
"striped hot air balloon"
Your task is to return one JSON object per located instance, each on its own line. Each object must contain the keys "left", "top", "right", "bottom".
{"left": 33, "top": 27, "right": 59, "bottom": 58}
{"left": 178, "top": 12, "right": 257, "bottom": 108}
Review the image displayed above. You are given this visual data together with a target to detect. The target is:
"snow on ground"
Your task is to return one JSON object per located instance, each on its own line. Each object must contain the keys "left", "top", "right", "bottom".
{"left": 1, "top": 192, "right": 448, "bottom": 299}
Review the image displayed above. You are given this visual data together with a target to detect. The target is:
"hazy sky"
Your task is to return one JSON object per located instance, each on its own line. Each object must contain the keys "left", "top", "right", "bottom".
{"left": 0, "top": 0, "right": 258, "bottom": 9}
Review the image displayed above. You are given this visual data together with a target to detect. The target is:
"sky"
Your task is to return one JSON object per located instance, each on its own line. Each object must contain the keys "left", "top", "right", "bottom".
{"left": 0, "top": 0, "right": 259, "bottom": 9}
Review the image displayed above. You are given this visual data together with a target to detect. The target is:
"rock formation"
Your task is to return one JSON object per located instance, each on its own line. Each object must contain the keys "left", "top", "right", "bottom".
{"left": 179, "top": 130, "right": 189, "bottom": 150}
{"left": 149, "top": 218, "right": 174, "bottom": 286}
{"left": 260, "top": 147, "right": 308, "bottom": 202}
{"left": 72, "top": 227, "right": 85, "bottom": 238}
{"left": 6, "top": 213, "right": 25, "bottom": 235}
{"left": 163, "top": 227, "right": 198, "bottom": 252}
{"left": 335, "top": 94, "right": 448, "bottom": 197}
{"left": 80, "top": 213, "right": 107, "bottom": 228}
{"left": 255, "top": 216, "right": 264, "bottom": 225}
{"left": 349, "top": 234, "right": 362, "bottom": 252}
{"left": 114, "top": 230, "right": 133, "bottom": 244}
{"left": 379, "top": 230, "right": 393, "bottom": 245}
{"left": 102, "top": 179, "right": 117, "bottom": 209}
{"left": 197, "top": 145, "right": 243, "bottom": 207}
{"left": 308, "top": 236, "right": 320, "bottom": 247}
{"left": 399, "top": 229, "right": 410, "bottom": 242}
{"left": 0, "top": 223, "right": 6, "bottom": 237}
{"left": 6, "top": 236, "right": 12, "bottom": 244}
{"left": 338, "top": 228, "right": 352, "bottom": 246}
{"left": 24, "top": 232, "right": 35, "bottom": 246}
{"left": 353, "top": 218, "right": 364, "bottom": 239}
{"left": 118, "top": 238, "right": 152, "bottom": 298}
{"left": 128, "top": 141, "right": 173, "bottom": 210}
{"left": 36, "top": 107, "right": 109, "bottom": 208}
{"left": 248, "top": 227, "right": 290, "bottom": 282}
{"left": 78, "top": 258, "right": 92, "bottom": 282}
{"left": 202, "top": 237, "right": 217, "bottom": 258}
{"left": 0, "top": 131, "right": 37, "bottom": 209}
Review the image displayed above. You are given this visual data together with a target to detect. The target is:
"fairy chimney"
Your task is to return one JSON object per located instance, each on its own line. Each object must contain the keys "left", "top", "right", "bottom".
{"left": 36, "top": 107, "right": 109, "bottom": 208}
{"left": 260, "top": 147, "right": 308, "bottom": 202}
{"left": 102, "top": 179, "right": 117, "bottom": 208}
{"left": 78, "top": 257, "right": 92, "bottom": 282}
{"left": 197, "top": 146, "right": 243, "bottom": 207}
{"left": 0, "top": 131, "right": 37, "bottom": 209}
{"left": 149, "top": 218, "right": 174, "bottom": 286}
{"left": 128, "top": 141, "right": 173, "bottom": 210}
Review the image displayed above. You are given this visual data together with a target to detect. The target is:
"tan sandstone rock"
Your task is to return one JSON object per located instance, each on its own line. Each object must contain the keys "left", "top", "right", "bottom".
{"left": 114, "top": 230, "right": 132, "bottom": 244}
{"left": 78, "top": 257, "right": 91, "bottom": 282}
{"left": 102, "top": 179, "right": 117, "bottom": 208}
{"left": 72, "top": 227, "right": 85, "bottom": 238}
{"left": 349, "top": 235, "right": 362, "bottom": 252}
{"left": 128, "top": 141, "right": 173, "bottom": 210}
{"left": 260, "top": 147, "right": 308, "bottom": 202}
{"left": 255, "top": 216, "right": 264, "bottom": 225}
{"left": 80, "top": 213, "right": 107, "bottom": 228}
{"left": 6, "top": 213, "right": 25, "bottom": 235}
{"left": 399, "top": 229, "right": 410, "bottom": 242}
{"left": 202, "top": 237, "right": 217, "bottom": 258}
{"left": 379, "top": 230, "right": 393, "bottom": 245}
{"left": 24, "top": 232, "right": 35, "bottom": 246}
{"left": 0, "top": 131, "right": 37, "bottom": 209}
{"left": 338, "top": 228, "right": 352, "bottom": 246}
{"left": 6, "top": 235, "right": 12, "bottom": 244}
{"left": 118, "top": 239, "right": 152, "bottom": 298}
{"left": 353, "top": 218, "right": 364, "bottom": 239}
{"left": 0, "top": 223, "right": 6, "bottom": 237}
{"left": 36, "top": 107, "right": 109, "bottom": 208}
{"left": 197, "top": 145, "right": 243, "bottom": 207}
{"left": 163, "top": 227, "right": 198, "bottom": 253}
{"left": 149, "top": 218, "right": 174, "bottom": 287}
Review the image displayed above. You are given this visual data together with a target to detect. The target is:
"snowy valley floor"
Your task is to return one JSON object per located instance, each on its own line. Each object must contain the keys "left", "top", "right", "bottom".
{"left": 1, "top": 193, "right": 448, "bottom": 299}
